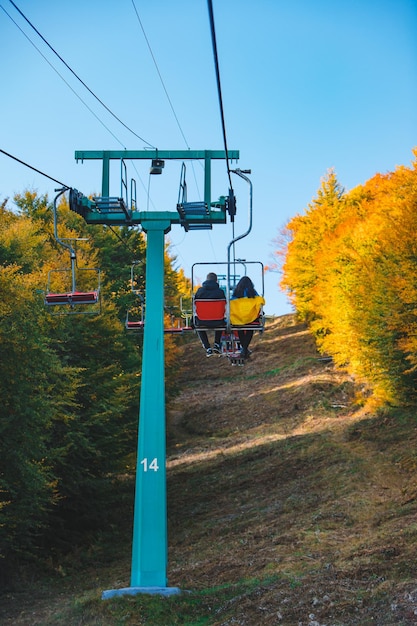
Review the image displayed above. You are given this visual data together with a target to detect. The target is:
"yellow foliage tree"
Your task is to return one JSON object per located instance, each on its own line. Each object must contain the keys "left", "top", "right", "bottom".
{"left": 280, "top": 169, "right": 346, "bottom": 320}
{"left": 281, "top": 149, "right": 417, "bottom": 405}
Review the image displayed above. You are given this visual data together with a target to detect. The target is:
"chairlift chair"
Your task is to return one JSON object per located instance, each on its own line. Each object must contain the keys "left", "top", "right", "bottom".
{"left": 125, "top": 262, "right": 189, "bottom": 334}
{"left": 180, "top": 296, "right": 193, "bottom": 331}
{"left": 91, "top": 159, "right": 137, "bottom": 224}
{"left": 44, "top": 188, "right": 101, "bottom": 314}
{"left": 126, "top": 263, "right": 145, "bottom": 330}
{"left": 191, "top": 259, "right": 265, "bottom": 364}
{"left": 125, "top": 300, "right": 145, "bottom": 331}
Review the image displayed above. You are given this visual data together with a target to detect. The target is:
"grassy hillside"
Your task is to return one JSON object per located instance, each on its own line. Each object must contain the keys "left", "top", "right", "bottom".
{"left": 2, "top": 315, "right": 417, "bottom": 625}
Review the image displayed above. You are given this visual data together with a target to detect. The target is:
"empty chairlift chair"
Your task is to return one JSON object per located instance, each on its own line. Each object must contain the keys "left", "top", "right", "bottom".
{"left": 44, "top": 187, "right": 101, "bottom": 314}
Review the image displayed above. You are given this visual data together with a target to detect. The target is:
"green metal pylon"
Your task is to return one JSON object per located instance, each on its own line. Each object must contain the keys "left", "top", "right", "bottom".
{"left": 130, "top": 219, "right": 171, "bottom": 589}
{"left": 72, "top": 149, "right": 239, "bottom": 599}
{"left": 102, "top": 217, "right": 180, "bottom": 598}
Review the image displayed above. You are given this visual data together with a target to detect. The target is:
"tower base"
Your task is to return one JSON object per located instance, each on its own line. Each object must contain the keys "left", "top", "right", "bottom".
{"left": 102, "top": 586, "right": 182, "bottom": 600}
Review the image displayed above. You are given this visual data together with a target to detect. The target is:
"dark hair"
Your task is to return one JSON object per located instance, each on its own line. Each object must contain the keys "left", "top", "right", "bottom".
{"left": 206, "top": 272, "right": 218, "bottom": 282}
{"left": 233, "top": 276, "right": 257, "bottom": 298}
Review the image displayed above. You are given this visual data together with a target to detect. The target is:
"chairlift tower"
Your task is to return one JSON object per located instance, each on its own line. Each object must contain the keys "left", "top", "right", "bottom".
{"left": 70, "top": 149, "right": 239, "bottom": 598}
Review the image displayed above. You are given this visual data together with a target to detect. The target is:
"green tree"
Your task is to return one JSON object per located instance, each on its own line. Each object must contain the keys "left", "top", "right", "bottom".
{"left": 0, "top": 263, "right": 77, "bottom": 578}
{"left": 0, "top": 188, "right": 190, "bottom": 573}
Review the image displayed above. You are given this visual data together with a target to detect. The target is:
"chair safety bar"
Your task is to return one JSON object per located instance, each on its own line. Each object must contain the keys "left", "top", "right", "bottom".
{"left": 45, "top": 291, "right": 99, "bottom": 305}
{"left": 125, "top": 320, "right": 145, "bottom": 330}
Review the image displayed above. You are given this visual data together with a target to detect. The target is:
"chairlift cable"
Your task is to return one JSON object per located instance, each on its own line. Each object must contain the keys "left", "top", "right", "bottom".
{"left": 0, "top": 3, "right": 127, "bottom": 148}
{"left": 130, "top": 0, "right": 205, "bottom": 222}
{"left": 206, "top": 0, "right": 234, "bottom": 192}
{"left": 0, "top": 149, "right": 70, "bottom": 188}
{"left": 2, "top": 0, "right": 157, "bottom": 205}
{"left": 130, "top": 0, "right": 189, "bottom": 149}
{"left": 6, "top": 0, "right": 156, "bottom": 148}
{"left": 106, "top": 225, "right": 137, "bottom": 251}
{"left": 1, "top": 149, "right": 136, "bottom": 258}
{"left": 206, "top": 0, "right": 239, "bottom": 268}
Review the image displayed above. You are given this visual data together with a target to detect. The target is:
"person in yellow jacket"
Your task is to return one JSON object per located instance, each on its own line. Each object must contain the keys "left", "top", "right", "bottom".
{"left": 230, "top": 276, "right": 265, "bottom": 358}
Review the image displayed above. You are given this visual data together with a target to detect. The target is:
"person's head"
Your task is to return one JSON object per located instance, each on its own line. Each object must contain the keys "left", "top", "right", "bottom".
{"left": 233, "top": 275, "right": 256, "bottom": 298}
{"left": 206, "top": 272, "right": 218, "bottom": 282}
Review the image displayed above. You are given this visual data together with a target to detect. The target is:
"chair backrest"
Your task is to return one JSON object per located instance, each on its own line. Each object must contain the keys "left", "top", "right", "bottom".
{"left": 194, "top": 298, "right": 226, "bottom": 321}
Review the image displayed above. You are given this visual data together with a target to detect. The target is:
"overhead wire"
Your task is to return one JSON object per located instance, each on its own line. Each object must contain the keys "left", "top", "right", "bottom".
{"left": 0, "top": 148, "right": 139, "bottom": 254}
{"left": 206, "top": 0, "right": 239, "bottom": 272}
{"left": 1, "top": 2, "right": 156, "bottom": 217}
{"left": 5, "top": 0, "right": 156, "bottom": 149}
{"left": 3, "top": 0, "right": 232, "bottom": 264}
{"left": 130, "top": 0, "right": 203, "bottom": 208}
{"left": 1, "top": 3, "right": 154, "bottom": 259}
{"left": 0, "top": 3, "right": 127, "bottom": 148}
{"left": 0, "top": 5, "right": 153, "bottom": 257}
{"left": 129, "top": 0, "right": 207, "bottom": 267}
{"left": 130, "top": 0, "right": 189, "bottom": 150}
{"left": 206, "top": 0, "right": 234, "bottom": 192}
{"left": 207, "top": 0, "right": 250, "bottom": 272}
{"left": 0, "top": 148, "right": 70, "bottom": 188}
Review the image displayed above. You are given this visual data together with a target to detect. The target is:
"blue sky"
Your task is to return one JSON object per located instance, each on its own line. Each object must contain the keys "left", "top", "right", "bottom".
{"left": 1, "top": 0, "right": 416, "bottom": 315}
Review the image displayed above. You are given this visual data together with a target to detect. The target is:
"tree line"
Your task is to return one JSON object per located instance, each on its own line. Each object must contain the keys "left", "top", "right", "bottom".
{"left": 0, "top": 191, "right": 190, "bottom": 581}
{"left": 277, "top": 148, "right": 417, "bottom": 406}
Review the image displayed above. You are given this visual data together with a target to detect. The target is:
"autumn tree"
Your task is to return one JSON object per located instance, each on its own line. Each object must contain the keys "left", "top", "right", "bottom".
{"left": 280, "top": 149, "right": 417, "bottom": 405}
{"left": 280, "top": 169, "right": 346, "bottom": 320}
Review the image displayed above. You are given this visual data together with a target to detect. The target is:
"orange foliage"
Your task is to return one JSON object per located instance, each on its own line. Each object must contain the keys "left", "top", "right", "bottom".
{"left": 280, "top": 149, "right": 417, "bottom": 404}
